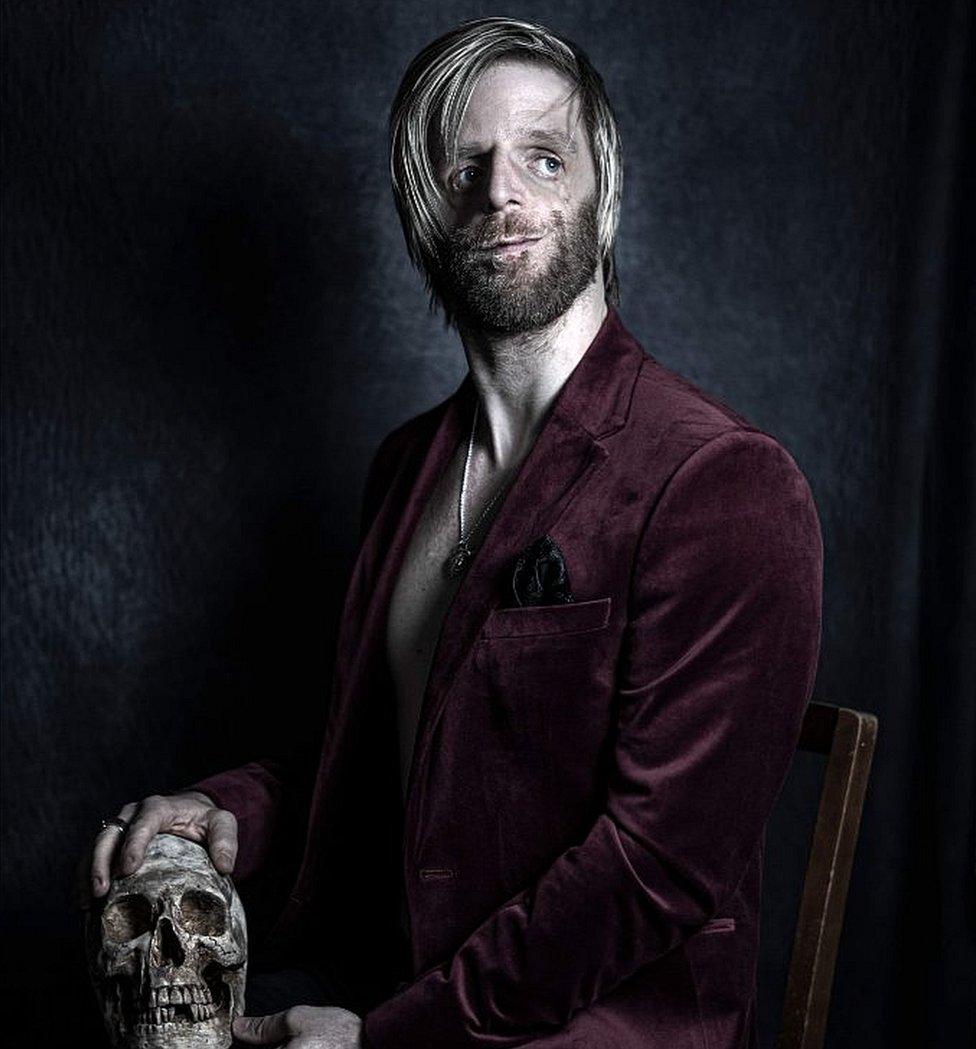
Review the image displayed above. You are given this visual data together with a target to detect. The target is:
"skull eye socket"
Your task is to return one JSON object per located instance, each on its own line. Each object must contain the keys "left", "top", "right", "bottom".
{"left": 178, "top": 890, "right": 227, "bottom": 936}
{"left": 103, "top": 894, "right": 154, "bottom": 942}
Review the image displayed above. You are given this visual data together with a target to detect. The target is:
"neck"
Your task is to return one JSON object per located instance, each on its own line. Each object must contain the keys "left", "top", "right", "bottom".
{"left": 457, "top": 277, "right": 608, "bottom": 470}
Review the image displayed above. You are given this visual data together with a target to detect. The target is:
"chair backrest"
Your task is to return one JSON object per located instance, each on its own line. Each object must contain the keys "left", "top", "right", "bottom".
{"left": 777, "top": 702, "right": 879, "bottom": 1049}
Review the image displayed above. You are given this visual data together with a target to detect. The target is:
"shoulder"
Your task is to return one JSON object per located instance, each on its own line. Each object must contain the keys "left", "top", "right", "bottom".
{"left": 619, "top": 345, "right": 815, "bottom": 508}
{"left": 626, "top": 350, "right": 759, "bottom": 460}
{"left": 620, "top": 360, "right": 823, "bottom": 624}
{"left": 623, "top": 357, "right": 822, "bottom": 576}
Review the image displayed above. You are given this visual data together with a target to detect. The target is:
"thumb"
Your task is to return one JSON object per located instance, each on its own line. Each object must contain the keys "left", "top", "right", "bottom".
{"left": 232, "top": 1011, "right": 291, "bottom": 1044}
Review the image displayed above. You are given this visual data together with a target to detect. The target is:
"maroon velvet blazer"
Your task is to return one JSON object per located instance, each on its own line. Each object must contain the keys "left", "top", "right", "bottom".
{"left": 193, "top": 306, "right": 824, "bottom": 1049}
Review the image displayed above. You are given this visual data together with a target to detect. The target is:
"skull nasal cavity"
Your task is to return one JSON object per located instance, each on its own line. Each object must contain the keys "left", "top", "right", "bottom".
{"left": 150, "top": 917, "right": 186, "bottom": 968}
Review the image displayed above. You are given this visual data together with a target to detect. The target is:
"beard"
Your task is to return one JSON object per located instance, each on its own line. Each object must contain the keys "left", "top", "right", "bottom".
{"left": 430, "top": 194, "right": 601, "bottom": 335}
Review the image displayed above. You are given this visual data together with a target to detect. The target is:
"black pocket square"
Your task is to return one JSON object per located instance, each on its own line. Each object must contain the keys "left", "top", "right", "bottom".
{"left": 509, "top": 533, "right": 575, "bottom": 607}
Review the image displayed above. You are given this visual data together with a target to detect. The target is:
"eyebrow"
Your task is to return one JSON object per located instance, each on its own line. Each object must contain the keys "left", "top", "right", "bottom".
{"left": 455, "top": 126, "right": 579, "bottom": 158}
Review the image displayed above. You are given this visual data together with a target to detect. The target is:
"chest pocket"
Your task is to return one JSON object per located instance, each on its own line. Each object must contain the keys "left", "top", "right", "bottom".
{"left": 475, "top": 595, "right": 615, "bottom": 748}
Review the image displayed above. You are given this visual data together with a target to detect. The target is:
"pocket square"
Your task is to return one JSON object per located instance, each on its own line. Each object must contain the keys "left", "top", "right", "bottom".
{"left": 509, "top": 533, "right": 575, "bottom": 608}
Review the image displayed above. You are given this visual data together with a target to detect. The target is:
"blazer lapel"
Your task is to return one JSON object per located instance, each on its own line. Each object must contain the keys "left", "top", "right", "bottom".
{"left": 402, "top": 409, "right": 606, "bottom": 816}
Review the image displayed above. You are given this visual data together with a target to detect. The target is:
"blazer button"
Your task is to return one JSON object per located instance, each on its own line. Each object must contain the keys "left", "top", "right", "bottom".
{"left": 418, "top": 867, "right": 457, "bottom": 882}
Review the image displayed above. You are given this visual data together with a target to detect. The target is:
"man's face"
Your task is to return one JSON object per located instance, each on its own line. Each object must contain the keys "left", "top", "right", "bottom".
{"left": 431, "top": 58, "right": 602, "bottom": 334}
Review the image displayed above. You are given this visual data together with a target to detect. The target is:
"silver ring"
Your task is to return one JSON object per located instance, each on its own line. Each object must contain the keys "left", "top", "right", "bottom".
{"left": 99, "top": 817, "right": 129, "bottom": 836}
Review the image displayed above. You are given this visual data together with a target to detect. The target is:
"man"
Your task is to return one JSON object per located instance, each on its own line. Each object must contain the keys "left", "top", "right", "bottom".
{"left": 88, "top": 17, "right": 823, "bottom": 1049}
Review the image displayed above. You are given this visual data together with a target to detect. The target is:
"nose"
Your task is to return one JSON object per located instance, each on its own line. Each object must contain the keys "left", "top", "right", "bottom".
{"left": 483, "top": 150, "right": 524, "bottom": 213}
{"left": 149, "top": 916, "right": 186, "bottom": 969}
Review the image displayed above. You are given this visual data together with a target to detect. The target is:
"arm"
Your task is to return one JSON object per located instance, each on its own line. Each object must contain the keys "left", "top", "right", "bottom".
{"left": 362, "top": 429, "right": 824, "bottom": 1047}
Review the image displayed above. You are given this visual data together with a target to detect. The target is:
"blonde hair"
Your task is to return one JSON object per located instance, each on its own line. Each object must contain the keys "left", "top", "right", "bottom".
{"left": 389, "top": 16, "right": 623, "bottom": 316}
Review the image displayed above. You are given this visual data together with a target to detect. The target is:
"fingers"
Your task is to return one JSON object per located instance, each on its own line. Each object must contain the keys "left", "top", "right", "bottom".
{"left": 87, "top": 792, "right": 236, "bottom": 900}
{"left": 90, "top": 801, "right": 139, "bottom": 897}
{"left": 232, "top": 1010, "right": 292, "bottom": 1044}
{"left": 206, "top": 806, "right": 238, "bottom": 875}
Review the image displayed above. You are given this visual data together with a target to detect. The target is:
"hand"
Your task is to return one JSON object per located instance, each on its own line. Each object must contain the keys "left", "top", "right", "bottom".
{"left": 234, "top": 1005, "right": 364, "bottom": 1048}
{"left": 83, "top": 790, "right": 238, "bottom": 901}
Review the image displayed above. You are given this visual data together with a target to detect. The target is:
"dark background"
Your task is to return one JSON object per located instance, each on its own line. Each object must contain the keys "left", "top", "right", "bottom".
{"left": 2, "top": 1, "right": 973, "bottom": 1045}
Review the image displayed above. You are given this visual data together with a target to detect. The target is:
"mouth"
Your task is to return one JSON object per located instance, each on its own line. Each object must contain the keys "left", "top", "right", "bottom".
{"left": 478, "top": 234, "right": 545, "bottom": 257}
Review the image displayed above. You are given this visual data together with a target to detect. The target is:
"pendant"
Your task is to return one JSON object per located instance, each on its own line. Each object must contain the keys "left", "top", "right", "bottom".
{"left": 445, "top": 541, "right": 471, "bottom": 578}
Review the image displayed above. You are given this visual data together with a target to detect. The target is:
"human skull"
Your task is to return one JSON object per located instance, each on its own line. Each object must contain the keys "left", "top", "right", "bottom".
{"left": 86, "top": 833, "right": 247, "bottom": 1048}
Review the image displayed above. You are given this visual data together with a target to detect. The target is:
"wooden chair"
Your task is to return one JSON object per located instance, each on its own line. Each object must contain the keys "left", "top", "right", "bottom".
{"left": 777, "top": 702, "right": 879, "bottom": 1049}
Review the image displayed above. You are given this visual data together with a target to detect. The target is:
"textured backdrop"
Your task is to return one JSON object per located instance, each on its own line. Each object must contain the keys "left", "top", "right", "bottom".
{"left": 2, "top": 1, "right": 973, "bottom": 1045}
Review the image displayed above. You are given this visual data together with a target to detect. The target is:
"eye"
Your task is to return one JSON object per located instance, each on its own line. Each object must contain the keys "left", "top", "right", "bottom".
{"left": 451, "top": 165, "right": 483, "bottom": 191}
{"left": 532, "top": 155, "right": 563, "bottom": 177}
{"left": 103, "top": 894, "right": 153, "bottom": 943}
{"left": 178, "top": 890, "right": 227, "bottom": 936}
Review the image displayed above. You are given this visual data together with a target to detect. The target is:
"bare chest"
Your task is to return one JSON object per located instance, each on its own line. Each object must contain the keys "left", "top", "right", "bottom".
{"left": 385, "top": 453, "right": 465, "bottom": 798}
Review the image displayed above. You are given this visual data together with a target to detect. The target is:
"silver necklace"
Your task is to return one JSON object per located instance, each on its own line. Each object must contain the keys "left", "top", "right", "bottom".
{"left": 444, "top": 399, "right": 506, "bottom": 578}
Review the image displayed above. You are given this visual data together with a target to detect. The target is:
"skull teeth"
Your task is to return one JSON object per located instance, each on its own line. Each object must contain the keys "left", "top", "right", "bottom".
{"left": 147, "top": 983, "right": 212, "bottom": 1007}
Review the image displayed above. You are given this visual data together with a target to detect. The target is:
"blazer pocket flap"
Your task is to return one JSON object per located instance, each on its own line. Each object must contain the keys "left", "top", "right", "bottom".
{"left": 482, "top": 596, "right": 612, "bottom": 640}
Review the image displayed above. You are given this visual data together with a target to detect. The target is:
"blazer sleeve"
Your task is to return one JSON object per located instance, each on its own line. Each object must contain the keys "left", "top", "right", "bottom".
{"left": 362, "top": 428, "right": 824, "bottom": 1048}
{"left": 186, "top": 432, "right": 398, "bottom": 882}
